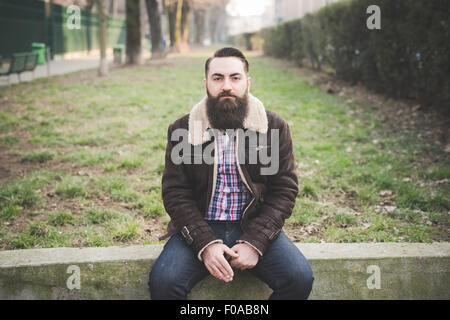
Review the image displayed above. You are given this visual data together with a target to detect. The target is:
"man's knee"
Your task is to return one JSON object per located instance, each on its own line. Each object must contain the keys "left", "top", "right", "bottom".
{"left": 276, "top": 260, "right": 314, "bottom": 300}
{"left": 297, "top": 266, "right": 314, "bottom": 297}
{"left": 288, "top": 263, "right": 314, "bottom": 299}
{"left": 148, "top": 265, "right": 184, "bottom": 300}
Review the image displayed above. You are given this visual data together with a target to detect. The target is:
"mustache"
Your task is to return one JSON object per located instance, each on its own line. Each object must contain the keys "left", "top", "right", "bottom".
{"left": 217, "top": 91, "right": 236, "bottom": 98}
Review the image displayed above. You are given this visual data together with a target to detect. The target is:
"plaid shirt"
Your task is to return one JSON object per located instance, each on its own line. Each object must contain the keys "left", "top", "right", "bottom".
{"left": 205, "top": 130, "right": 250, "bottom": 221}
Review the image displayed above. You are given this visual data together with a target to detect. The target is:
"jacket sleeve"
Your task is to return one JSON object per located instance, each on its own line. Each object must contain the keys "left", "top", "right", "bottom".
{"left": 161, "top": 123, "right": 220, "bottom": 260}
{"left": 238, "top": 118, "right": 299, "bottom": 255}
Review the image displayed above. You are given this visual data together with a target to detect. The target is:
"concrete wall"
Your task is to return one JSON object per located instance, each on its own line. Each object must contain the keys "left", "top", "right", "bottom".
{"left": 0, "top": 243, "right": 449, "bottom": 300}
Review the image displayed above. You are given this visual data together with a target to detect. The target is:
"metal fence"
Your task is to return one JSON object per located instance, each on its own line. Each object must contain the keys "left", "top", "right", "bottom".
{"left": 0, "top": 0, "right": 126, "bottom": 59}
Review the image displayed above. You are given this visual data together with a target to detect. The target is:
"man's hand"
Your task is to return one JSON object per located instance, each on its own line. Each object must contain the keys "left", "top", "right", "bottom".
{"left": 230, "top": 243, "right": 259, "bottom": 270}
{"left": 202, "top": 243, "right": 239, "bottom": 282}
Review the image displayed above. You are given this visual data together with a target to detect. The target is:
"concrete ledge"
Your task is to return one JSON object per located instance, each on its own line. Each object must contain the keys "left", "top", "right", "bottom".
{"left": 0, "top": 243, "right": 449, "bottom": 300}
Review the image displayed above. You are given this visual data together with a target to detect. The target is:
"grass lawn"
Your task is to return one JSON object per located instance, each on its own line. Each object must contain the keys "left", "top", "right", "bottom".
{"left": 0, "top": 52, "right": 449, "bottom": 250}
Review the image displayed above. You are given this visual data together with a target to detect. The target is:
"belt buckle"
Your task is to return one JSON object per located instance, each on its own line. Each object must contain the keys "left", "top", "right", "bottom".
{"left": 181, "top": 226, "right": 194, "bottom": 245}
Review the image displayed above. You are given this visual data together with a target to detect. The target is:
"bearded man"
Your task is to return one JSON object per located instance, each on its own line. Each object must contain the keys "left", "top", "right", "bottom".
{"left": 148, "top": 47, "right": 314, "bottom": 300}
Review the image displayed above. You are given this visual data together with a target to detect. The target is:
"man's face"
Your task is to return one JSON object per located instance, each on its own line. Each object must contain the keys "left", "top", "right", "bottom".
{"left": 204, "top": 57, "right": 251, "bottom": 100}
{"left": 204, "top": 57, "right": 251, "bottom": 130}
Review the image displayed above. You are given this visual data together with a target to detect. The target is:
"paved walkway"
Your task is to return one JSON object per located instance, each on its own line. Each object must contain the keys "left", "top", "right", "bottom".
{"left": 0, "top": 57, "right": 114, "bottom": 87}
{"left": 0, "top": 46, "right": 238, "bottom": 87}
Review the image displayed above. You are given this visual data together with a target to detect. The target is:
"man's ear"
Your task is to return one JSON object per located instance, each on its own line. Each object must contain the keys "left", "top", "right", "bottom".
{"left": 203, "top": 78, "right": 206, "bottom": 89}
{"left": 247, "top": 76, "right": 252, "bottom": 92}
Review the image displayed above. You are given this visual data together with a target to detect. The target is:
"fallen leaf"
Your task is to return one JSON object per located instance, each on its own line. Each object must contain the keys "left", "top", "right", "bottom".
{"left": 361, "top": 223, "right": 371, "bottom": 230}
{"left": 412, "top": 104, "right": 421, "bottom": 112}
{"left": 384, "top": 206, "right": 397, "bottom": 214}
{"left": 378, "top": 190, "right": 393, "bottom": 197}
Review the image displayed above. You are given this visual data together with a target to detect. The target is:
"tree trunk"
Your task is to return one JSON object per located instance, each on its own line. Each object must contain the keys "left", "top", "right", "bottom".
{"left": 167, "top": 1, "right": 176, "bottom": 48}
{"left": 126, "top": 0, "right": 143, "bottom": 64}
{"left": 173, "top": 0, "right": 183, "bottom": 52}
{"left": 96, "top": 0, "right": 108, "bottom": 76}
{"left": 109, "top": 0, "right": 118, "bottom": 16}
{"left": 180, "top": 0, "right": 190, "bottom": 52}
{"left": 166, "top": 0, "right": 192, "bottom": 53}
{"left": 193, "top": 8, "right": 205, "bottom": 45}
{"left": 208, "top": 4, "right": 220, "bottom": 43}
{"left": 145, "top": 0, "right": 164, "bottom": 59}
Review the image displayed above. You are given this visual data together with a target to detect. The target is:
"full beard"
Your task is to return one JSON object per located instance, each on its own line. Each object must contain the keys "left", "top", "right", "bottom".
{"left": 206, "top": 90, "right": 249, "bottom": 130}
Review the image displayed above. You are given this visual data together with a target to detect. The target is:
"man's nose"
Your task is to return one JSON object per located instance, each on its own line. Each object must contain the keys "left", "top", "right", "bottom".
{"left": 222, "top": 78, "right": 232, "bottom": 90}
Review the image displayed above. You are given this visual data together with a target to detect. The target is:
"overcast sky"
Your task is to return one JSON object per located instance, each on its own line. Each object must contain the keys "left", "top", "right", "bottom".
{"left": 226, "top": 0, "right": 271, "bottom": 17}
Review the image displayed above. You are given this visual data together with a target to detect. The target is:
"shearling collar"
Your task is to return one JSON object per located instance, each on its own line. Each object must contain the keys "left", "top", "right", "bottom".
{"left": 188, "top": 93, "right": 268, "bottom": 145}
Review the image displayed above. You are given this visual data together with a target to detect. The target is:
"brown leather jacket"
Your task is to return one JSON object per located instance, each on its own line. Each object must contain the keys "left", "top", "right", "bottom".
{"left": 160, "top": 93, "right": 298, "bottom": 259}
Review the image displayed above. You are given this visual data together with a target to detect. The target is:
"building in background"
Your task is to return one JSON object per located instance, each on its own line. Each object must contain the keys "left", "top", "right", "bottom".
{"left": 274, "top": 0, "right": 341, "bottom": 24}
{"left": 227, "top": 0, "right": 341, "bottom": 36}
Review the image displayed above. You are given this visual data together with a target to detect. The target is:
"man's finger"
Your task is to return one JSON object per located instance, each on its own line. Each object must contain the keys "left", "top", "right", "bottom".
{"left": 217, "top": 255, "right": 234, "bottom": 279}
{"left": 208, "top": 263, "right": 225, "bottom": 281}
{"left": 231, "top": 258, "right": 251, "bottom": 270}
{"left": 224, "top": 246, "right": 239, "bottom": 259}
{"left": 211, "top": 260, "right": 233, "bottom": 282}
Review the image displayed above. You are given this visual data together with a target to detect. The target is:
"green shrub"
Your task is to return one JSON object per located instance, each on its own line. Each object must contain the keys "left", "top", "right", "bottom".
{"left": 85, "top": 207, "right": 119, "bottom": 224}
{"left": 21, "top": 150, "right": 55, "bottom": 163}
{"left": 48, "top": 210, "right": 76, "bottom": 226}
{"left": 249, "top": 0, "right": 450, "bottom": 112}
{"left": 55, "top": 176, "right": 88, "bottom": 198}
{"left": 0, "top": 204, "right": 22, "bottom": 220}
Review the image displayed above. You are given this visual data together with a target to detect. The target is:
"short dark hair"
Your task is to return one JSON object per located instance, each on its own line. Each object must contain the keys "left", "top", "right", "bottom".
{"left": 205, "top": 47, "right": 249, "bottom": 78}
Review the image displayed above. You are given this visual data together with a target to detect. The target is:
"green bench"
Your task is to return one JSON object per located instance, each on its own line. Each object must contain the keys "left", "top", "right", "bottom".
{"left": 0, "top": 52, "right": 39, "bottom": 85}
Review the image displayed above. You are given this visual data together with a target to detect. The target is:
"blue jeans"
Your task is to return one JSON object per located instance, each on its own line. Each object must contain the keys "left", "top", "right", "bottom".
{"left": 149, "top": 221, "right": 314, "bottom": 300}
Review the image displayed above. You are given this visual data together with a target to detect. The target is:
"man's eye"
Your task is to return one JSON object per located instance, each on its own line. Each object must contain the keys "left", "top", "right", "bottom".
{"left": 233, "top": 77, "right": 240, "bottom": 80}
{"left": 213, "top": 77, "right": 221, "bottom": 81}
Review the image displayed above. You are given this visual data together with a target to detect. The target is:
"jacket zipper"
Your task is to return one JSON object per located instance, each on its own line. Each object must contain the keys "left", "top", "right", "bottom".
{"left": 205, "top": 131, "right": 218, "bottom": 215}
{"left": 235, "top": 130, "right": 256, "bottom": 228}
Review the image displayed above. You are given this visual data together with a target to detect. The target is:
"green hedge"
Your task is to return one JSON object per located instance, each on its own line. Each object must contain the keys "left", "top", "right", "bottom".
{"left": 246, "top": 0, "right": 450, "bottom": 111}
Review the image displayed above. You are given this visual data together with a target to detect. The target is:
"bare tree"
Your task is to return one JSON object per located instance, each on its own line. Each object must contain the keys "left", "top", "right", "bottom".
{"left": 207, "top": 0, "right": 227, "bottom": 43}
{"left": 85, "top": 0, "right": 96, "bottom": 11}
{"left": 166, "top": 0, "right": 176, "bottom": 49}
{"left": 193, "top": 6, "right": 206, "bottom": 45}
{"left": 180, "top": 0, "right": 191, "bottom": 50}
{"left": 165, "top": 0, "right": 190, "bottom": 52}
{"left": 126, "top": 0, "right": 143, "bottom": 64}
{"left": 164, "top": 0, "right": 229, "bottom": 51}
{"left": 96, "top": 0, "right": 108, "bottom": 76}
{"left": 191, "top": 0, "right": 212, "bottom": 45}
{"left": 173, "top": 0, "right": 185, "bottom": 52}
{"left": 145, "top": 0, "right": 164, "bottom": 59}
{"left": 109, "top": 0, "right": 119, "bottom": 16}
{"left": 193, "top": 0, "right": 229, "bottom": 45}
